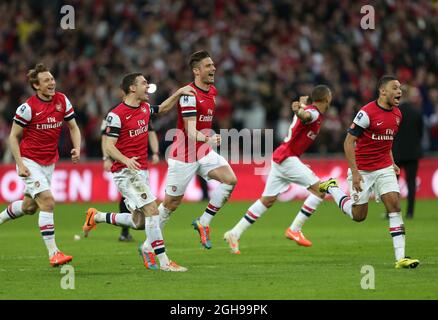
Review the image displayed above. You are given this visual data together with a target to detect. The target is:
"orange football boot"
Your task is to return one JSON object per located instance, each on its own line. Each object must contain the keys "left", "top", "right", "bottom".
{"left": 82, "top": 208, "right": 97, "bottom": 237}
{"left": 50, "top": 251, "right": 73, "bottom": 267}
{"left": 285, "top": 228, "right": 312, "bottom": 247}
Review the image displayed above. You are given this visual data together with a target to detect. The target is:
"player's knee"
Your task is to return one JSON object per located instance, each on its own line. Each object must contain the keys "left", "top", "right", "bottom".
{"left": 223, "top": 175, "right": 237, "bottom": 186}
{"left": 260, "top": 196, "right": 276, "bottom": 208}
{"left": 164, "top": 198, "right": 181, "bottom": 212}
{"left": 23, "top": 204, "right": 37, "bottom": 215}
{"left": 38, "top": 196, "right": 55, "bottom": 212}
{"left": 353, "top": 215, "right": 367, "bottom": 222}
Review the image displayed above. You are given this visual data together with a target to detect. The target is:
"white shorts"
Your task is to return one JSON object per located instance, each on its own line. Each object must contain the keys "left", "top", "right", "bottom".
{"left": 19, "top": 157, "right": 54, "bottom": 198}
{"left": 347, "top": 165, "right": 400, "bottom": 205}
{"left": 112, "top": 169, "right": 156, "bottom": 211}
{"left": 166, "top": 150, "right": 230, "bottom": 196}
{"left": 262, "top": 157, "right": 320, "bottom": 197}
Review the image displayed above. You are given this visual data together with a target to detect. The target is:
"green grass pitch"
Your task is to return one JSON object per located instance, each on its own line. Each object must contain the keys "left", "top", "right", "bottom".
{"left": 0, "top": 199, "right": 437, "bottom": 300}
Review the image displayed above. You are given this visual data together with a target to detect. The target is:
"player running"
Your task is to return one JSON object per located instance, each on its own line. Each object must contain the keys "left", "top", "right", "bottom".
{"left": 224, "top": 85, "right": 332, "bottom": 254}
{"left": 82, "top": 73, "right": 195, "bottom": 272}
{"left": 319, "top": 75, "right": 420, "bottom": 269}
{"left": 157, "top": 50, "right": 237, "bottom": 250}
{"left": 101, "top": 101, "right": 160, "bottom": 242}
{"left": 0, "top": 63, "right": 81, "bottom": 266}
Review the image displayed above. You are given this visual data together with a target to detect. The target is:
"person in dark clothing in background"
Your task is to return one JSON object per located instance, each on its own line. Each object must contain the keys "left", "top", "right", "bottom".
{"left": 393, "top": 87, "right": 424, "bottom": 219}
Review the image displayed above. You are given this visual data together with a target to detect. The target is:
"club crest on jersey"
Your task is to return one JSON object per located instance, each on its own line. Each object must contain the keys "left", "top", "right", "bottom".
{"left": 141, "top": 193, "right": 148, "bottom": 199}
{"left": 55, "top": 103, "right": 62, "bottom": 112}
{"left": 171, "top": 185, "right": 177, "bottom": 192}
{"left": 141, "top": 106, "right": 147, "bottom": 113}
{"left": 35, "top": 181, "right": 40, "bottom": 188}
{"left": 396, "top": 117, "right": 400, "bottom": 125}
{"left": 207, "top": 109, "right": 213, "bottom": 115}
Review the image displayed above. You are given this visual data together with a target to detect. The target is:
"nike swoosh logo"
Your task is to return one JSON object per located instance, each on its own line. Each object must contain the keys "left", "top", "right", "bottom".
{"left": 199, "top": 100, "right": 205, "bottom": 103}
{"left": 36, "top": 111, "right": 43, "bottom": 116}
{"left": 86, "top": 215, "right": 92, "bottom": 226}
{"left": 377, "top": 122, "right": 383, "bottom": 126}
{"left": 291, "top": 235, "right": 300, "bottom": 241}
{"left": 126, "top": 115, "right": 132, "bottom": 119}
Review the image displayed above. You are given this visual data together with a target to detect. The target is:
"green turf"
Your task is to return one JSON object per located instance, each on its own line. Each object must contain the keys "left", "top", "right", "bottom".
{"left": 0, "top": 199, "right": 437, "bottom": 300}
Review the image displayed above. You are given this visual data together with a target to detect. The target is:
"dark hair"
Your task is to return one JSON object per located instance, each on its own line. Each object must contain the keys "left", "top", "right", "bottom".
{"left": 189, "top": 50, "right": 211, "bottom": 69}
{"left": 311, "top": 85, "right": 331, "bottom": 102}
{"left": 377, "top": 75, "right": 398, "bottom": 91}
{"left": 27, "top": 63, "right": 50, "bottom": 91}
{"left": 121, "top": 72, "right": 144, "bottom": 94}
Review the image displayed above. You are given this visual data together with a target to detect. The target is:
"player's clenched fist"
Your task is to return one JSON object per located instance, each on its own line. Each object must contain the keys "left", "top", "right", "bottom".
{"left": 207, "top": 134, "right": 221, "bottom": 146}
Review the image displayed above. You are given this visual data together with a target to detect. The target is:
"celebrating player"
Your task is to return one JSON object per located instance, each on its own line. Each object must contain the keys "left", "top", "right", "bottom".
{"left": 224, "top": 86, "right": 332, "bottom": 254}
{"left": 0, "top": 63, "right": 81, "bottom": 266}
{"left": 82, "top": 73, "right": 195, "bottom": 272}
{"left": 319, "top": 75, "right": 420, "bottom": 269}
{"left": 101, "top": 106, "right": 160, "bottom": 242}
{"left": 158, "top": 50, "right": 237, "bottom": 249}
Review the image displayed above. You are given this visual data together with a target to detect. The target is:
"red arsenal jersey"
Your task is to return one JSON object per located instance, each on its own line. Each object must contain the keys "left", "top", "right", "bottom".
{"left": 13, "top": 92, "right": 75, "bottom": 165}
{"left": 272, "top": 105, "right": 323, "bottom": 164}
{"left": 348, "top": 100, "right": 402, "bottom": 171}
{"left": 105, "top": 102, "right": 158, "bottom": 173}
{"left": 169, "top": 82, "right": 217, "bottom": 162}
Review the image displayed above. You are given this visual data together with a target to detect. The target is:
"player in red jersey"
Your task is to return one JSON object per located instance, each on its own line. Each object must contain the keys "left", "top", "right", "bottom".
{"left": 224, "top": 86, "right": 332, "bottom": 254}
{"left": 0, "top": 63, "right": 81, "bottom": 267}
{"left": 100, "top": 102, "right": 160, "bottom": 242}
{"left": 319, "top": 75, "right": 420, "bottom": 269}
{"left": 158, "top": 51, "right": 237, "bottom": 249}
{"left": 82, "top": 73, "right": 195, "bottom": 272}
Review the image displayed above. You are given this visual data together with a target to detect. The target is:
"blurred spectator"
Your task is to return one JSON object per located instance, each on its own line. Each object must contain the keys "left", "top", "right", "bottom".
{"left": 0, "top": 0, "right": 437, "bottom": 161}
{"left": 393, "top": 86, "right": 424, "bottom": 219}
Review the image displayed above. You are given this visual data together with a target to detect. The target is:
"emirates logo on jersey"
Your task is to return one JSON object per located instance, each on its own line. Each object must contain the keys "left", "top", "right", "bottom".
{"left": 55, "top": 103, "right": 62, "bottom": 112}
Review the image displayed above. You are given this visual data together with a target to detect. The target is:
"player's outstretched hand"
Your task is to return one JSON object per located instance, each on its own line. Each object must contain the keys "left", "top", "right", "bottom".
{"left": 393, "top": 164, "right": 400, "bottom": 175}
{"left": 352, "top": 170, "right": 364, "bottom": 192}
{"left": 178, "top": 85, "right": 197, "bottom": 97}
{"left": 71, "top": 148, "right": 80, "bottom": 163}
{"left": 125, "top": 156, "right": 141, "bottom": 170}
{"left": 17, "top": 164, "right": 30, "bottom": 177}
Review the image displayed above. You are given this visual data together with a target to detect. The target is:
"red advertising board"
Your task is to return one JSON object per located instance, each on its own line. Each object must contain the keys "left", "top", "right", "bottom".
{"left": 0, "top": 158, "right": 437, "bottom": 203}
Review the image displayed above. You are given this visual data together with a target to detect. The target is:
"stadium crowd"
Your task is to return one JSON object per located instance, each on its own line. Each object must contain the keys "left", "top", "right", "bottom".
{"left": 1, "top": 0, "right": 438, "bottom": 161}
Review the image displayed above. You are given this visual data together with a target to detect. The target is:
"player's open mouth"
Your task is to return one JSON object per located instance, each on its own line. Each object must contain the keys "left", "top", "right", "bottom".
{"left": 394, "top": 95, "right": 401, "bottom": 103}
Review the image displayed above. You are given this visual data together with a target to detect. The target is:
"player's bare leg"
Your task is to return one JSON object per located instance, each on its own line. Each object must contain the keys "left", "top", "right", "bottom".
{"left": 158, "top": 194, "right": 183, "bottom": 231}
{"left": 286, "top": 183, "right": 325, "bottom": 247}
{"left": 224, "top": 195, "right": 274, "bottom": 254}
{"left": 381, "top": 192, "right": 419, "bottom": 268}
{"left": 320, "top": 178, "right": 362, "bottom": 220}
{"left": 192, "top": 165, "right": 237, "bottom": 249}
{"left": 0, "top": 195, "right": 36, "bottom": 224}
{"left": 34, "top": 190, "right": 72, "bottom": 266}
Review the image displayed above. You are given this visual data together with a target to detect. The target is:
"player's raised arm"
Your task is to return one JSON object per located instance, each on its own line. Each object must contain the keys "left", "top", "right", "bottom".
{"left": 8, "top": 123, "right": 30, "bottom": 177}
{"left": 291, "top": 96, "right": 313, "bottom": 123}
{"left": 66, "top": 118, "right": 81, "bottom": 164}
{"left": 157, "top": 85, "right": 196, "bottom": 114}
